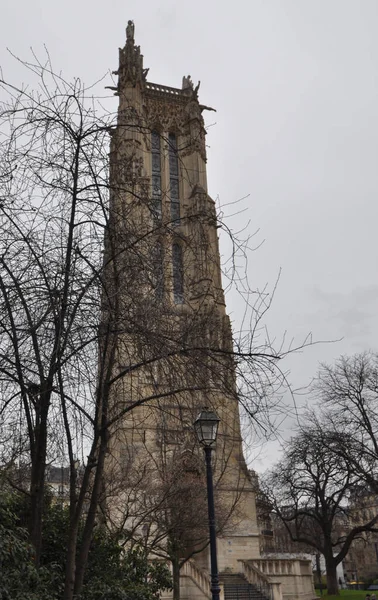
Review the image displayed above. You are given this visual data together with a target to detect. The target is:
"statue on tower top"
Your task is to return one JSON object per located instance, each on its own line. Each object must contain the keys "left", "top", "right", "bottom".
{"left": 126, "top": 20, "right": 135, "bottom": 43}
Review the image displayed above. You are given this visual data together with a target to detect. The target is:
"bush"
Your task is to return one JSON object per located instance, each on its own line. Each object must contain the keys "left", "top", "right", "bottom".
{"left": 0, "top": 490, "right": 172, "bottom": 600}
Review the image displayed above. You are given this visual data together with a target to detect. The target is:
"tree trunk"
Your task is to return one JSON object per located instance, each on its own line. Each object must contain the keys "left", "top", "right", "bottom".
{"left": 316, "top": 554, "right": 323, "bottom": 596}
{"left": 29, "top": 392, "right": 49, "bottom": 566}
{"left": 29, "top": 456, "right": 45, "bottom": 566}
{"left": 72, "top": 431, "right": 109, "bottom": 599}
{"left": 63, "top": 521, "right": 79, "bottom": 600}
{"left": 172, "top": 555, "right": 180, "bottom": 600}
{"left": 325, "top": 559, "right": 339, "bottom": 596}
{"left": 63, "top": 459, "right": 94, "bottom": 600}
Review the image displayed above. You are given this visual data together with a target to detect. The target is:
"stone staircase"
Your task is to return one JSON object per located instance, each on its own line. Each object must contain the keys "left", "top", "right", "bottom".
{"left": 220, "top": 573, "right": 272, "bottom": 600}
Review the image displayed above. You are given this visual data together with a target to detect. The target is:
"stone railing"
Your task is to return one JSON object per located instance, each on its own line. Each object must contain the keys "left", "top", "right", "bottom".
{"left": 181, "top": 560, "right": 212, "bottom": 599}
{"left": 239, "top": 560, "right": 283, "bottom": 600}
{"left": 251, "top": 559, "right": 295, "bottom": 576}
{"left": 249, "top": 558, "right": 315, "bottom": 600}
{"left": 146, "top": 82, "right": 184, "bottom": 97}
{"left": 251, "top": 558, "right": 313, "bottom": 578}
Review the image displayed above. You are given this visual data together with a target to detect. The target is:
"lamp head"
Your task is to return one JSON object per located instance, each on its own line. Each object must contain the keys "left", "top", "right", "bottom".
{"left": 194, "top": 408, "right": 220, "bottom": 447}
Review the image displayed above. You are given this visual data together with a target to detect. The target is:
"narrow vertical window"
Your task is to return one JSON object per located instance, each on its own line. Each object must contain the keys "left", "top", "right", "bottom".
{"left": 168, "top": 133, "right": 180, "bottom": 225}
{"left": 172, "top": 243, "right": 184, "bottom": 304}
{"left": 151, "top": 131, "right": 162, "bottom": 220}
{"left": 152, "top": 242, "right": 164, "bottom": 300}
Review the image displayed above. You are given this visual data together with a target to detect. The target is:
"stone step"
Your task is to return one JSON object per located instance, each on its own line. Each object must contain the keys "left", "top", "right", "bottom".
{"left": 224, "top": 592, "right": 270, "bottom": 600}
{"left": 225, "top": 593, "right": 268, "bottom": 596}
{"left": 220, "top": 575, "right": 249, "bottom": 585}
{"left": 224, "top": 591, "right": 267, "bottom": 596}
{"left": 220, "top": 574, "right": 271, "bottom": 600}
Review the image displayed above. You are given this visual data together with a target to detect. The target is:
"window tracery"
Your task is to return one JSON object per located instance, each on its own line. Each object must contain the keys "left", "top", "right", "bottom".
{"left": 151, "top": 131, "right": 162, "bottom": 220}
{"left": 168, "top": 133, "right": 180, "bottom": 225}
{"left": 152, "top": 242, "right": 164, "bottom": 300}
{"left": 172, "top": 243, "right": 184, "bottom": 304}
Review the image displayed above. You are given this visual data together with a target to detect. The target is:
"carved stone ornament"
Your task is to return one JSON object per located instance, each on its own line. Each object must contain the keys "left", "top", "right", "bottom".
{"left": 182, "top": 75, "right": 194, "bottom": 91}
{"left": 144, "top": 98, "right": 187, "bottom": 133}
{"left": 184, "top": 99, "right": 202, "bottom": 122}
{"left": 143, "top": 97, "right": 207, "bottom": 161}
{"left": 180, "top": 129, "right": 207, "bottom": 162}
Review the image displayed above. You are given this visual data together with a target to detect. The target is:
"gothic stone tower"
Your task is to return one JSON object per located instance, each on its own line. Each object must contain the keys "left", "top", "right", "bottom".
{"left": 105, "top": 21, "right": 261, "bottom": 576}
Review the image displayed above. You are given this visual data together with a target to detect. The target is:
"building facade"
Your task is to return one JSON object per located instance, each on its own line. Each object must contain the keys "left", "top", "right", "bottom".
{"left": 104, "top": 22, "right": 315, "bottom": 600}
{"left": 343, "top": 491, "right": 378, "bottom": 583}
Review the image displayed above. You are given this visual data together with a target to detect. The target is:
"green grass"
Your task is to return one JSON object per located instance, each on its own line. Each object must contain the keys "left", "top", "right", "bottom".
{"left": 316, "top": 590, "right": 368, "bottom": 600}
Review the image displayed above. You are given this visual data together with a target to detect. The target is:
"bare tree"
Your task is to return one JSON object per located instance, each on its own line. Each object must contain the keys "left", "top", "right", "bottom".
{"left": 310, "top": 353, "right": 378, "bottom": 584}
{"left": 314, "top": 352, "right": 378, "bottom": 493}
{"left": 132, "top": 446, "right": 210, "bottom": 600}
{"left": 263, "top": 426, "right": 378, "bottom": 595}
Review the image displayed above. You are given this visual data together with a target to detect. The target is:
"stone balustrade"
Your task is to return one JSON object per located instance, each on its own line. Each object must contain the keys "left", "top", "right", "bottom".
{"left": 251, "top": 558, "right": 313, "bottom": 577}
{"left": 247, "top": 558, "right": 316, "bottom": 600}
{"left": 146, "top": 82, "right": 183, "bottom": 97}
{"left": 181, "top": 560, "right": 212, "bottom": 600}
{"left": 251, "top": 559, "right": 295, "bottom": 576}
{"left": 239, "top": 559, "right": 281, "bottom": 600}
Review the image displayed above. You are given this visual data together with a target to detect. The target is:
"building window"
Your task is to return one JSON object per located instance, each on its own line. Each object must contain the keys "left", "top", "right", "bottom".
{"left": 151, "top": 131, "right": 162, "bottom": 220}
{"left": 168, "top": 133, "right": 180, "bottom": 225}
{"left": 152, "top": 242, "right": 164, "bottom": 300}
{"left": 172, "top": 243, "right": 184, "bottom": 304}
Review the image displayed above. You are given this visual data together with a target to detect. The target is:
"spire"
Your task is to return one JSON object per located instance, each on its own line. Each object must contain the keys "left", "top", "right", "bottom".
{"left": 116, "top": 21, "right": 149, "bottom": 89}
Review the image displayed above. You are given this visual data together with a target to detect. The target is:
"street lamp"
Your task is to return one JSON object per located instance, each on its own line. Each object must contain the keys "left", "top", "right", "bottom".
{"left": 194, "top": 408, "right": 221, "bottom": 600}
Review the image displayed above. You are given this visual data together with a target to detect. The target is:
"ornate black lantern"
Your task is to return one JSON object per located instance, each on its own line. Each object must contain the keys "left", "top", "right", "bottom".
{"left": 193, "top": 409, "right": 220, "bottom": 447}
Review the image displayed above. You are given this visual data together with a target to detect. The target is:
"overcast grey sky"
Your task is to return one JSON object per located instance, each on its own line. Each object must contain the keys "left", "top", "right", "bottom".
{"left": 1, "top": 0, "right": 378, "bottom": 469}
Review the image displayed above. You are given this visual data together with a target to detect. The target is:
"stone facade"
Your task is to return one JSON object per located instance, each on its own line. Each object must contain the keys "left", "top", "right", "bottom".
{"left": 343, "top": 491, "right": 378, "bottom": 583}
{"left": 105, "top": 21, "right": 316, "bottom": 600}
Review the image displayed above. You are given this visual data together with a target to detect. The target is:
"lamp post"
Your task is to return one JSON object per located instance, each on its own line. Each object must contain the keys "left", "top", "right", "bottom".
{"left": 194, "top": 408, "right": 221, "bottom": 600}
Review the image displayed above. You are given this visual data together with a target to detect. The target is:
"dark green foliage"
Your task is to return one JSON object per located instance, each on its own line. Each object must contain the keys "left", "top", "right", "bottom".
{"left": 83, "top": 543, "right": 172, "bottom": 600}
{"left": 0, "top": 490, "right": 172, "bottom": 600}
{"left": 0, "top": 491, "right": 60, "bottom": 599}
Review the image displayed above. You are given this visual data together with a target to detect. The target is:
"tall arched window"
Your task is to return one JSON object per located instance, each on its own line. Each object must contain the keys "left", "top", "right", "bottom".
{"left": 168, "top": 133, "right": 180, "bottom": 225}
{"left": 151, "top": 131, "right": 162, "bottom": 220}
{"left": 152, "top": 242, "right": 164, "bottom": 300}
{"left": 172, "top": 243, "right": 184, "bottom": 304}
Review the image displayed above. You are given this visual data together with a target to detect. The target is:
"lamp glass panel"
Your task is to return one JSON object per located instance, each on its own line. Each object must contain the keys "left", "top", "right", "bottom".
{"left": 201, "top": 422, "right": 215, "bottom": 443}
